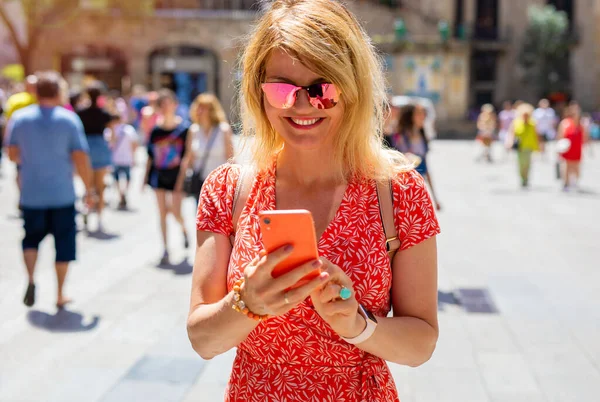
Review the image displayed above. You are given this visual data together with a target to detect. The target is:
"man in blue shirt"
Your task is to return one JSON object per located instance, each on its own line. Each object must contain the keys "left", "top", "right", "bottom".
{"left": 7, "top": 71, "right": 93, "bottom": 309}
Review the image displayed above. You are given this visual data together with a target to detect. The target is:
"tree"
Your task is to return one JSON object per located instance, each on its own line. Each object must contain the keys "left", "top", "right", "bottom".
{"left": 518, "top": 4, "right": 571, "bottom": 98}
{"left": 0, "top": 0, "right": 155, "bottom": 76}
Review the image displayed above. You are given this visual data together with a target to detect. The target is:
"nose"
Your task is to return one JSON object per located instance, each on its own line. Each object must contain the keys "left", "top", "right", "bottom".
{"left": 293, "top": 88, "right": 313, "bottom": 111}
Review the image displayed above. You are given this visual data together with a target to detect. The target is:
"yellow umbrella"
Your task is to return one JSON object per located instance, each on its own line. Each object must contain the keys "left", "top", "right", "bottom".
{"left": 1, "top": 64, "right": 25, "bottom": 81}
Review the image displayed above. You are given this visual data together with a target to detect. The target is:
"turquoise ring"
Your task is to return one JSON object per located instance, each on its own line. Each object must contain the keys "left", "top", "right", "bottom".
{"left": 339, "top": 287, "right": 352, "bottom": 301}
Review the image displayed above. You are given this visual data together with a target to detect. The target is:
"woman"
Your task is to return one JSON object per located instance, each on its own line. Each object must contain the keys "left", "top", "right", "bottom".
{"left": 498, "top": 100, "right": 515, "bottom": 159}
{"left": 507, "top": 103, "right": 540, "bottom": 188}
{"left": 143, "top": 89, "right": 190, "bottom": 265}
{"left": 184, "top": 93, "right": 234, "bottom": 202}
{"left": 77, "top": 82, "right": 116, "bottom": 232}
{"left": 140, "top": 91, "right": 159, "bottom": 145}
{"left": 476, "top": 103, "right": 496, "bottom": 162}
{"left": 187, "top": 1, "right": 440, "bottom": 401}
{"left": 382, "top": 102, "right": 400, "bottom": 148}
{"left": 392, "top": 104, "right": 442, "bottom": 211}
{"left": 557, "top": 104, "right": 587, "bottom": 190}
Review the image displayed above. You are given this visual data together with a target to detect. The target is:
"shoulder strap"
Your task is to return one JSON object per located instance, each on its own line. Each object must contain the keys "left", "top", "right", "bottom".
{"left": 229, "top": 165, "right": 253, "bottom": 246}
{"left": 376, "top": 180, "right": 401, "bottom": 263}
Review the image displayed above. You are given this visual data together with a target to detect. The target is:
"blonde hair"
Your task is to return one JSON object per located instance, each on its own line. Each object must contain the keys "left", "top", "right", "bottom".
{"left": 478, "top": 103, "right": 496, "bottom": 125}
{"left": 239, "top": 0, "right": 409, "bottom": 180}
{"left": 516, "top": 103, "right": 534, "bottom": 119}
{"left": 481, "top": 103, "right": 495, "bottom": 114}
{"left": 190, "top": 93, "right": 227, "bottom": 127}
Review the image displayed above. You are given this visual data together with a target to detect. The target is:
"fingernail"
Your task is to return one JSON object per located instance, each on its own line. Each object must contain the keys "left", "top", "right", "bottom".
{"left": 312, "top": 260, "right": 322, "bottom": 268}
{"left": 319, "top": 272, "right": 329, "bottom": 280}
{"left": 284, "top": 245, "right": 294, "bottom": 252}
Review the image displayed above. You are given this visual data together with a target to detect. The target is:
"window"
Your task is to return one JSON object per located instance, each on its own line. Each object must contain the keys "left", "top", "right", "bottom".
{"left": 472, "top": 51, "right": 497, "bottom": 82}
{"left": 475, "top": 0, "right": 499, "bottom": 40}
{"left": 475, "top": 90, "right": 494, "bottom": 107}
{"left": 454, "top": 0, "right": 465, "bottom": 39}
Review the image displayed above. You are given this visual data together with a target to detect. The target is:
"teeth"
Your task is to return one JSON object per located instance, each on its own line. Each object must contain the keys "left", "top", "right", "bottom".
{"left": 291, "top": 118, "right": 320, "bottom": 126}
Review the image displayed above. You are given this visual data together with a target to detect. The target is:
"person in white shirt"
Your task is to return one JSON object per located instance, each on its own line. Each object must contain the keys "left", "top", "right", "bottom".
{"left": 532, "top": 99, "right": 557, "bottom": 156}
{"left": 498, "top": 101, "right": 515, "bottom": 144}
{"left": 182, "top": 93, "right": 234, "bottom": 202}
{"left": 110, "top": 119, "right": 138, "bottom": 208}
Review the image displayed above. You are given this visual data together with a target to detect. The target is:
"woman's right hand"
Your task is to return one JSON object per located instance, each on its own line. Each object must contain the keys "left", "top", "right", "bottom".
{"left": 240, "top": 245, "right": 329, "bottom": 317}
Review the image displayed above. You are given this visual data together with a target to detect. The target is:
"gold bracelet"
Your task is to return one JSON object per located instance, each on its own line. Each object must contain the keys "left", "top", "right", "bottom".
{"left": 231, "top": 278, "right": 269, "bottom": 321}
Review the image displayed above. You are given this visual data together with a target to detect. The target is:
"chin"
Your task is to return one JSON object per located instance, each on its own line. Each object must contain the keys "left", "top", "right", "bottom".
{"left": 280, "top": 130, "right": 331, "bottom": 151}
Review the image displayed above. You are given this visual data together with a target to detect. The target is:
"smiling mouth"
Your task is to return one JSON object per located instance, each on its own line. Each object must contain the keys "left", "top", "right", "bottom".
{"left": 286, "top": 117, "right": 324, "bottom": 129}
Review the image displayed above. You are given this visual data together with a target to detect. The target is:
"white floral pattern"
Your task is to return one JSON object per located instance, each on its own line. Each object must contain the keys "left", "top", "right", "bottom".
{"left": 196, "top": 161, "right": 440, "bottom": 402}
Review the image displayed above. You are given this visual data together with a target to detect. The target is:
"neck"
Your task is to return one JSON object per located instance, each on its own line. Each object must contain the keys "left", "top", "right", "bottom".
{"left": 200, "top": 120, "right": 213, "bottom": 133}
{"left": 160, "top": 114, "right": 179, "bottom": 128}
{"left": 277, "top": 145, "right": 343, "bottom": 186}
{"left": 38, "top": 98, "right": 58, "bottom": 107}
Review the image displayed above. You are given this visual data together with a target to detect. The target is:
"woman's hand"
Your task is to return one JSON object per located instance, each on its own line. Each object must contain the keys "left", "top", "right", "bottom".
{"left": 241, "top": 245, "right": 330, "bottom": 317}
{"left": 310, "top": 259, "right": 366, "bottom": 339}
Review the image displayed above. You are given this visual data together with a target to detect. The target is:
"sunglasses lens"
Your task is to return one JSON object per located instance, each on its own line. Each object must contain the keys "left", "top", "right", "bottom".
{"left": 261, "top": 83, "right": 340, "bottom": 110}
{"left": 261, "top": 83, "right": 298, "bottom": 109}
{"left": 307, "top": 83, "right": 340, "bottom": 110}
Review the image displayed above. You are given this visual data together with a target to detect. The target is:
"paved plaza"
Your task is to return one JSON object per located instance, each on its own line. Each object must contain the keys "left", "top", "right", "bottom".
{"left": 0, "top": 140, "right": 599, "bottom": 402}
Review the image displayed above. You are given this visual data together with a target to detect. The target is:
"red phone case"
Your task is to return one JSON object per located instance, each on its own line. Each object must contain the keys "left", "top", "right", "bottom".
{"left": 259, "top": 210, "right": 321, "bottom": 287}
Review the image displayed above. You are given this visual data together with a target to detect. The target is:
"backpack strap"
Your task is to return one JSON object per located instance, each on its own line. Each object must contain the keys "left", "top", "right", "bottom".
{"left": 229, "top": 165, "right": 253, "bottom": 246}
{"left": 376, "top": 180, "right": 401, "bottom": 263}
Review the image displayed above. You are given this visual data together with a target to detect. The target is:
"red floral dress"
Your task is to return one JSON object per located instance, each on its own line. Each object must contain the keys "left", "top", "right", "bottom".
{"left": 196, "top": 161, "right": 440, "bottom": 402}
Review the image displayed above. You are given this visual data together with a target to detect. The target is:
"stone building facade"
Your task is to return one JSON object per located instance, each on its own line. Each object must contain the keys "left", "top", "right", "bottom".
{"left": 27, "top": 1, "right": 408, "bottom": 120}
{"left": 14, "top": 0, "right": 600, "bottom": 125}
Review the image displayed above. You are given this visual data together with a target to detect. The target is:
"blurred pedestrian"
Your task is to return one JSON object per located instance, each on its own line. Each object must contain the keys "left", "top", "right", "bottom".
{"left": 140, "top": 91, "right": 159, "bottom": 144}
{"left": 184, "top": 93, "right": 234, "bottom": 202}
{"left": 129, "top": 84, "right": 148, "bottom": 130}
{"left": 532, "top": 98, "right": 557, "bottom": 158}
{"left": 77, "top": 82, "right": 117, "bottom": 232}
{"left": 476, "top": 103, "right": 496, "bottom": 162}
{"left": 4, "top": 75, "right": 37, "bottom": 120}
{"left": 3, "top": 75, "right": 38, "bottom": 210}
{"left": 143, "top": 89, "right": 190, "bottom": 265}
{"left": 110, "top": 114, "right": 138, "bottom": 209}
{"left": 188, "top": 0, "right": 440, "bottom": 400}
{"left": 59, "top": 78, "right": 73, "bottom": 112}
{"left": 507, "top": 103, "right": 540, "bottom": 188}
{"left": 5, "top": 71, "right": 93, "bottom": 308}
{"left": 557, "top": 103, "right": 587, "bottom": 191}
{"left": 393, "top": 104, "right": 442, "bottom": 210}
{"left": 498, "top": 101, "right": 515, "bottom": 159}
{"left": 383, "top": 102, "right": 400, "bottom": 148}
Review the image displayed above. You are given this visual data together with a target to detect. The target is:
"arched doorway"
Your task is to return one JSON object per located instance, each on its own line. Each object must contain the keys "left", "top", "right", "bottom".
{"left": 61, "top": 45, "right": 128, "bottom": 91}
{"left": 148, "top": 46, "right": 219, "bottom": 108}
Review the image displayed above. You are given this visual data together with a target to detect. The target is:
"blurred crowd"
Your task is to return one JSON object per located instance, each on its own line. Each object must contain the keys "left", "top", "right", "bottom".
{"left": 1, "top": 70, "right": 235, "bottom": 308}
{"left": 472, "top": 99, "right": 595, "bottom": 190}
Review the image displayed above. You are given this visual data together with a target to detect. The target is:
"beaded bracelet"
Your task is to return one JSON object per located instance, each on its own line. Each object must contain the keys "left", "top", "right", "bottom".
{"left": 231, "top": 278, "right": 269, "bottom": 321}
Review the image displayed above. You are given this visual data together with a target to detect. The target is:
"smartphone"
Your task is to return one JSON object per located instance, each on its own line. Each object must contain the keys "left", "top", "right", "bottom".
{"left": 258, "top": 209, "right": 321, "bottom": 287}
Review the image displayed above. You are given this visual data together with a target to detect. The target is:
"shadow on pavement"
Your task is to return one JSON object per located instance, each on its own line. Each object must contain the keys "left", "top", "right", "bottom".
{"left": 566, "top": 187, "right": 600, "bottom": 197}
{"left": 490, "top": 186, "right": 557, "bottom": 195}
{"left": 86, "top": 230, "right": 120, "bottom": 241}
{"left": 438, "top": 290, "right": 461, "bottom": 311}
{"left": 156, "top": 258, "right": 193, "bottom": 275}
{"left": 113, "top": 206, "right": 138, "bottom": 214}
{"left": 27, "top": 309, "right": 100, "bottom": 333}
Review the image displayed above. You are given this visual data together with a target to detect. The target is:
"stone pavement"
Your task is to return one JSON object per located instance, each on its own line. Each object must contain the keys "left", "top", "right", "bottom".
{"left": 0, "top": 141, "right": 599, "bottom": 402}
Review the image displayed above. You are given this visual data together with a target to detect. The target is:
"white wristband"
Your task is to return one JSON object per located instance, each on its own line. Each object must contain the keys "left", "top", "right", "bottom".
{"left": 340, "top": 305, "right": 378, "bottom": 345}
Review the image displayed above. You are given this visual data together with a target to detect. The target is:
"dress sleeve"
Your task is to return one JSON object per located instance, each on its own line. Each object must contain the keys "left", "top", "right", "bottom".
{"left": 196, "top": 163, "right": 241, "bottom": 237}
{"left": 392, "top": 169, "right": 441, "bottom": 251}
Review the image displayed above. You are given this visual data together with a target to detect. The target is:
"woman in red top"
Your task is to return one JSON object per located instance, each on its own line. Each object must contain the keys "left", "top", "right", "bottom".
{"left": 187, "top": 1, "right": 440, "bottom": 401}
{"left": 558, "top": 104, "right": 587, "bottom": 190}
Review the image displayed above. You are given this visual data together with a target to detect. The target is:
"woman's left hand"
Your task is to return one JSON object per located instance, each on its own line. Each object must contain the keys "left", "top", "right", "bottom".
{"left": 310, "top": 258, "right": 366, "bottom": 339}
